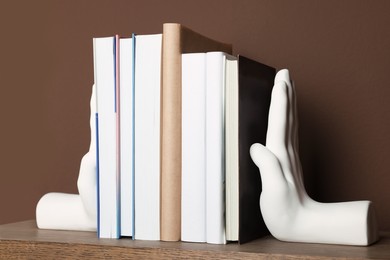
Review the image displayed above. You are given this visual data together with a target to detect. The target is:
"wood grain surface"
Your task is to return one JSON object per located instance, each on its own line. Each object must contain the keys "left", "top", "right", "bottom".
{"left": 1, "top": 221, "right": 390, "bottom": 259}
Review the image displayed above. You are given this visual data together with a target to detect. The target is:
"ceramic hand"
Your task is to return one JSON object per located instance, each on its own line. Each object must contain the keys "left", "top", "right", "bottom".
{"left": 36, "top": 85, "right": 97, "bottom": 231}
{"left": 250, "top": 70, "right": 378, "bottom": 246}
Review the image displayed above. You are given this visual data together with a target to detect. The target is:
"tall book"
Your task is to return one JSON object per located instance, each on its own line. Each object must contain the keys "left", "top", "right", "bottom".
{"left": 181, "top": 53, "right": 207, "bottom": 243}
{"left": 134, "top": 34, "right": 162, "bottom": 240}
{"left": 93, "top": 35, "right": 121, "bottom": 239}
{"left": 119, "top": 36, "right": 135, "bottom": 237}
{"left": 205, "top": 52, "right": 234, "bottom": 244}
{"left": 225, "top": 55, "right": 275, "bottom": 243}
{"left": 161, "top": 23, "right": 232, "bottom": 241}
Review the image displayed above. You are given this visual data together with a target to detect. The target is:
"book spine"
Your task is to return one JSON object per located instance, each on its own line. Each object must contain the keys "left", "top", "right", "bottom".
{"left": 94, "top": 36, "right": 120, "bottom": 239}
{"left": 131, "top": 34, "right": 136, "bottom": 239}
{"left": 181, "top": 53, "right": 207, "bottom": 242}
{"left": 160, "top": 23, "right": 182, "bottom": 241}
{"left": 95, "top": 112, "right": 100, "bottom": 238}
{"left": 115, "top": 34, "right": 121, "bottom": 238}
{"left": 134, "top": 34, "right": 162, "bottom": 240}
{"left": 119, "top": 37, "right": 134, "bottom": 237}
{"left": 206, "top": 52, "right": 226, "bottom": 244}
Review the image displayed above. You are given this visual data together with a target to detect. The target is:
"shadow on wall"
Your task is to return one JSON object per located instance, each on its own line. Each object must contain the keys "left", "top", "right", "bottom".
{"left": 298, "top": 91, "right": 352, "bottom": 203}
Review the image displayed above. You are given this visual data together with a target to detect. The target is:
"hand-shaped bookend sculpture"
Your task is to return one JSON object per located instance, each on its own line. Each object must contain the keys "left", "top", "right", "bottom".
{"left": 250, "top": 70, "right": 378, "bottom": 246}
{"left": 36, "top": 85, "right": 97, "bottom": 231}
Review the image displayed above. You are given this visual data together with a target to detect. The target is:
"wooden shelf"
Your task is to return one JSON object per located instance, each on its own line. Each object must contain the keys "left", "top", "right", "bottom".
{"left": 1, "top": 221, "right": 390, "bottom": 259}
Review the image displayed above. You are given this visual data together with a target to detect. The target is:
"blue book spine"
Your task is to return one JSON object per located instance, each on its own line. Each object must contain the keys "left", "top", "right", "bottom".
{"left": 95, "top": 112, "right": 100, "bottom": 238}
{"left": 131, "top": 33, "right": 136, "bottom": 240}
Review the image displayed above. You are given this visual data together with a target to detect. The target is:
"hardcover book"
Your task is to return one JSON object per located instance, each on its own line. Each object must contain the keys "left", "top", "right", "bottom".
{"left": 181, "top": 53, "right": 207, "bottom": 243}
{"left": 205, "top": 52, "right": 233, "bottom": 244}
{"left": 119, "top": 36, "right": 135, "bottom": 238}
{"left": 134, "top": 34, "right": 162, "bottom": 241}
{"left": 93, "top": 35, "right": 121, "bottom": 239}
{"left": 238, "top": 55, "right": 275, "bottom": 243}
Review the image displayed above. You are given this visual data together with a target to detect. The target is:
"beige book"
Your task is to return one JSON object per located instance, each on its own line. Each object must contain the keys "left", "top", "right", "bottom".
{"left": 161, "top": 23, "right": 232, "bottom": 241}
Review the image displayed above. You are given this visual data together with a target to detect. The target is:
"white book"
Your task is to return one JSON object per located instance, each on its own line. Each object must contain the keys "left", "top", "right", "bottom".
{"left": 134, "top": 34, "right": 162, "bottom": 240}
{"left": 181, "top": 53, "right": 207, "bottom": 243}
{"left": 225, "top": 56, "right": 239, "bottom": 241}
{"left": 206, "top": 52, "right": 227, "bottom": 244}
{"left": 119, "top": 36, "right": 134, "bottom": 237}
{"left": 93, "top": 36, "right": 120, "bottom": 239}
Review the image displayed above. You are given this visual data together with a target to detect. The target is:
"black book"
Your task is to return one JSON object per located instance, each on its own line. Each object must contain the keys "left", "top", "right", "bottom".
{"left": 225, "top": 55, "right": 275, "bottom": 244}
{"left": 238, "top": 55, "right": 275, "bottom": 243}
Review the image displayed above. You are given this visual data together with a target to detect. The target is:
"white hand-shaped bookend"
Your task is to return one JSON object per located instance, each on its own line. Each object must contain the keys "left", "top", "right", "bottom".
{"left": 250, "top": 70, "right": 379, "bottom": 246}
{"left": 36, "top": 85, "right": 97, "bottom": 231}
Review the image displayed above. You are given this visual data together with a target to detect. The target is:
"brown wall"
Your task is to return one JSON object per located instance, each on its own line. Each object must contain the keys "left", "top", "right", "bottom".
{"left": 1, "top": 0, "right": 390, "bottom": 231}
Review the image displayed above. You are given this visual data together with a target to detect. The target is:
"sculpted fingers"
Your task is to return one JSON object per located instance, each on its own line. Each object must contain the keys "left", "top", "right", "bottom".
{"left": 290, "top": 80, "right": 306, "bottom": 190}
{"left": 266, "top": 77, "right": 296, "bottom": 183}
{"left": 271, "top": 70, "right": 304, "bottom": 188}
{"left": 276, "top": 70, "right": 302, "bottom": 187}
{"left": 266, "top": 80, "right": 288, "bottom": 151}
{"left": 274, "top": 70, "right": 294, "bottom": 153}
{"left": 280, "top": 73, "right": 305, "bottom": 192}
{"left": 250, "top": 143, "right": 287, "bottom": 191}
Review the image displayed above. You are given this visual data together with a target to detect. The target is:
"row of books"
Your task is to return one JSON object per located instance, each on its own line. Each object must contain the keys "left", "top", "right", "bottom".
{"left": 93, "top": 23, "right": 275, "bottom": 244}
